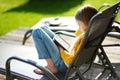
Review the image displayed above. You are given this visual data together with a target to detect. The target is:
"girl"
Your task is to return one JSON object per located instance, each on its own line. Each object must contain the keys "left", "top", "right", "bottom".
{"left": 32, "top": 5, "right": 98, "bottom": 75}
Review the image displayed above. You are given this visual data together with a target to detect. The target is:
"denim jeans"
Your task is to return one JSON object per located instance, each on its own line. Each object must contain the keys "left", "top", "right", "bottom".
{"left": 32, "top": 26, "right": 68, "bottom": 72}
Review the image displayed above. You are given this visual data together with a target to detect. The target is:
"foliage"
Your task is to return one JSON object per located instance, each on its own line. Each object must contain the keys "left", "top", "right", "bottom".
{"left": 0, "top": 0, "right": 119, "bottom": 36}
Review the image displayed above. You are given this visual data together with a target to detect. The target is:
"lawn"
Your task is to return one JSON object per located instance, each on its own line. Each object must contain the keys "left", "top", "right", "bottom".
{"left": 0, "top": 0, "right": 120, "bottom": 36}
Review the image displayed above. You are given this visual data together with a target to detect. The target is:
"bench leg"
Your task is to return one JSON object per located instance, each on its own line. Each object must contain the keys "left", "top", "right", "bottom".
{"left": 22, "top": 29, "right": 33, "bottom": 45}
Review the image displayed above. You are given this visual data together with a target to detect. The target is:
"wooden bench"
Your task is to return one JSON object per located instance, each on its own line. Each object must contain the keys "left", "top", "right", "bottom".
{"left": 22, "top": 16, "right": 79, "bottom": 45}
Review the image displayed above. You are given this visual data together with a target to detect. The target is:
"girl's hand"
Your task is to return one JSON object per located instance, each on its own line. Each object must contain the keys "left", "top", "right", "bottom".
{"left": 57, "top": 45, "right": 64, "bottom": 53}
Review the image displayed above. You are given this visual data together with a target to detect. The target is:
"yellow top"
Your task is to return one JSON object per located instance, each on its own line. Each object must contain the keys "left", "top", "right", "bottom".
{"left": 60, "top": 29, "right": 84, "bottom": 66}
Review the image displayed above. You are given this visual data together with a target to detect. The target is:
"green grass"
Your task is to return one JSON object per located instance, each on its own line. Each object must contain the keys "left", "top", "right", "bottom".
{"left": 0, "top": 0, "right": 120, "bottom": 36}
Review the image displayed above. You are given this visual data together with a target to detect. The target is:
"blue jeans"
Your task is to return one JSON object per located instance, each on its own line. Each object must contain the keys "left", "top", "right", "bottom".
{"left": 32, "top": 26, "right": 68, "bottom": 72}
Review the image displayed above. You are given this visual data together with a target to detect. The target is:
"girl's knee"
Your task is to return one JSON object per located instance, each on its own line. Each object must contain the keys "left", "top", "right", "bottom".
{"left": 32, "top": 28, "right": 42, "bottom": 38}
{"left": 41, "top": 26, "right": 47, "bottom": 30}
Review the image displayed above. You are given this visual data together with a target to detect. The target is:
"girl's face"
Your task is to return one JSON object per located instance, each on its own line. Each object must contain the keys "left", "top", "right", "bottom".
{"left": 76, "top": 20, "right": 86, "bottom": 32}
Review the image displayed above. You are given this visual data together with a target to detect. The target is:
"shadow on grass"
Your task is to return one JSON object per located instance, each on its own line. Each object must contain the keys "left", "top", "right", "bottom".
{"left": 4, "top": 0, "right": 84, "bottom": 14}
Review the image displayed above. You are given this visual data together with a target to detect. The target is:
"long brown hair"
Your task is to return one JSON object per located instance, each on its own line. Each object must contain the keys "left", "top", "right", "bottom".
{"left": 75, "top": 5, "right": 98, "bottom": 27}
